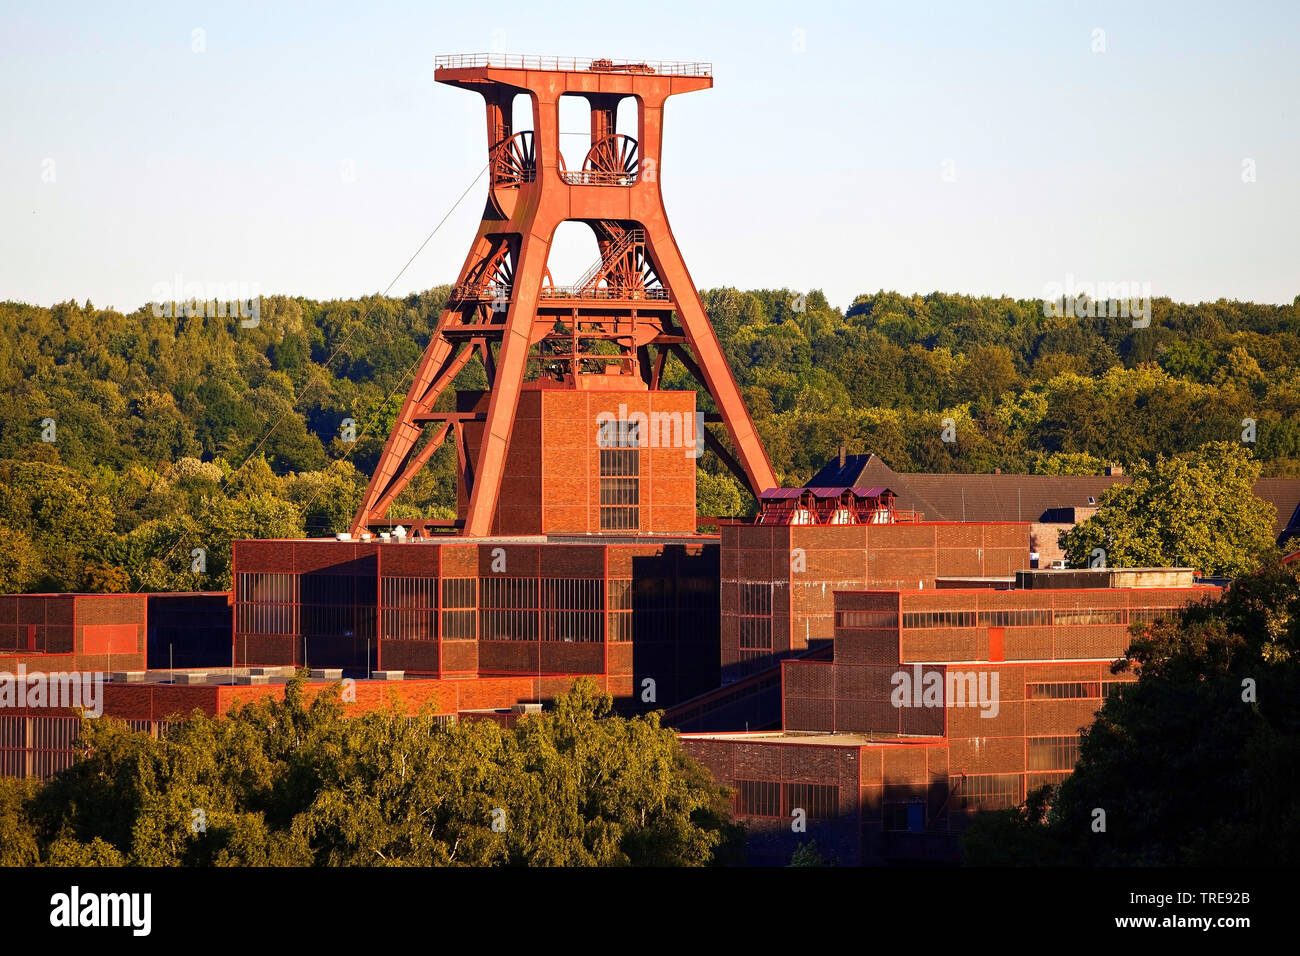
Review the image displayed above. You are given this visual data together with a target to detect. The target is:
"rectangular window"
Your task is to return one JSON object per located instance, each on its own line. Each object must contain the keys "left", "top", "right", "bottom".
{"left": 902, "top": 610, "right": 977, "bottom": 629}
{"left": 606, "top": 579, "right": 633, "bottom": 643}
{"left": 737, "top": 582, "right": 772, "bottom": 650}
{"left": 480, "top": 577, "right": 538, "bottom": 641}
{"left": 1129, "top": 607, "right": 1180, "bottom": 624}
{"left": 441, "top": 578, "right": 476, "bottom": 641}
{"left": 976, "top": 609, "right": 1053, "bottom": 628}
{"left": 1027, "top": 735, "right": 1081, "bottom": 772}
{"left": 599, "top": 423, "right": 640, "bottom": 532}
{"left": 1025, "top": 681, "right": 1102, "bottom": 700}
{"left": 1053, "top": 608, "right": 1127, "bottom": 626}
{"left": 951, "top": 773, "right": 1021, "bottom": 811}
{"left": 785, "top": 783, "right": 839, "bottom": 820}
{"left": 735, "top": 780, "right": 782, "bottom": 817}
{"left": 835, "top": 610, "right": 899, "bottom": 629}
{"left": 541, "top": 578, "right": 603, "bottom": 642}
{"left": 381, "top": 576, "right": 438, "bottom": 641}
{"left": 235, "top": 572, "right": 297, "bottom": 635}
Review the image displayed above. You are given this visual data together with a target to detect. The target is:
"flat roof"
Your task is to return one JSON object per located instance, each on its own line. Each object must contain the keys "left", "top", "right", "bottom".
{"left": 681, "top": 730, "right": 942, "bottom": 747}
{"left": 242, "top": 534, "right": 717, "bottom": 546}
{"left": 91, "top": 668, "right": 441, "bottom": 688}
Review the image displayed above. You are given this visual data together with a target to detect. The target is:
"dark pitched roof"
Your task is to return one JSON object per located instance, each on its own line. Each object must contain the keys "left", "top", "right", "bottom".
{"left": 807, "top": 454, "right": 1300, "bottom": 539}
{"left": 1253, "top": 479, "right": 1300, "bottom": 540}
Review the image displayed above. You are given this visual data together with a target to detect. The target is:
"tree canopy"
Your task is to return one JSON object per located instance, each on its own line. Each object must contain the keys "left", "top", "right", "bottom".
{"left": 1059, "top": 442, "right": 1278, "bottom": 576}
{"left": 0, "top": 677, "right": 742, "bottom": 867}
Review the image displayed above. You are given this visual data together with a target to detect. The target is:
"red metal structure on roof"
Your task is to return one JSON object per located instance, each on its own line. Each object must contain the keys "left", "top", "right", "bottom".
{"left": 756, "top": 486, "right": 913, "bottom": 525}
{"left": 351, "top": 54, "right": 776, "bottom": 538}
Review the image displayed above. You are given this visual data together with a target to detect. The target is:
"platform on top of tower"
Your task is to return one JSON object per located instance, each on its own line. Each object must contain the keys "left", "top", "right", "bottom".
{"left": 434, "top": 54, "right": 713, "bottom": 77}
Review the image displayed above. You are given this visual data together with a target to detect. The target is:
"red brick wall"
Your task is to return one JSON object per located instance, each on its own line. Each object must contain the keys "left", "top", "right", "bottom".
{"left": 459, "top": 388, "right": 697, "bottom": 536}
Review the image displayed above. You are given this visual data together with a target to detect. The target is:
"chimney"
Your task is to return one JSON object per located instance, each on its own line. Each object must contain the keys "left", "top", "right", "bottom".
{"left": 839, "top": 444, "right": 846, "bottom": 468}
{"left": 1106, "top": 463, "right": 1124, "bottom": 476}
{"left": 994, "top": 467, "right": 1001, "bottom": 475}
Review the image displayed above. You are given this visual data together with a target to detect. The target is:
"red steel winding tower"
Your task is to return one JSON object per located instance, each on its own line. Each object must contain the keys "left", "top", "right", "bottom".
{"left": 352, "top": 54, "right": 775, "bottom": 538}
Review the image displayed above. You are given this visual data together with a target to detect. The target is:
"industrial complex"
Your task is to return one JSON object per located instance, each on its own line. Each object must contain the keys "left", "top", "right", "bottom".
{"left": 3, "top": 55, "right": 1299, "bottom": 865}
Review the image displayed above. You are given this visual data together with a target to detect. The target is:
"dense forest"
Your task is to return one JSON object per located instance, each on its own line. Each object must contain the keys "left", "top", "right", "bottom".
{"left": 2, "top": 288, "right": 1298, "bottom": 591}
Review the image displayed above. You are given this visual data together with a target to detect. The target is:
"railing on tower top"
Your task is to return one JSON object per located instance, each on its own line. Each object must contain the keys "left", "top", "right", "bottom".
{"left": 558, "top": 169, "right": 638, "bottom": 186}
{"left": 434, "top": 54, "right": 713, "bottom": 77}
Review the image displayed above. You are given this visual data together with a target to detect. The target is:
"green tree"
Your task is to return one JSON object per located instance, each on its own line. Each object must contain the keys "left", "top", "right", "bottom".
{"left": 1059, "top": 442, "right": 1277, "bottom": 576}
{"left": 12, "top": 676, "right": 740, "bottom": 867}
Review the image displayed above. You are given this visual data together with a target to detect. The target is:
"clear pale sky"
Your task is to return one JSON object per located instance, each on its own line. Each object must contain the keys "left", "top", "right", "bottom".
{"left": 2, "top": 0, "right": 1296, "bottom": 313}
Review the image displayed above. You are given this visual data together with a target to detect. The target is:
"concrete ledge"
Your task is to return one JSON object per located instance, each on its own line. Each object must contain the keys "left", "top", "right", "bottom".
{"left": 249, "top": 666, "right": 296, "bottom": 677}
{"left": 309, "top": 668, "right": 343, "bottom": 680}
{"left": 372, "top": 670, "right": 404, "bottom": 681}
{"left": 173, "top": 672, "right": 209, "bottom": 685}
{"left": 110, "top": 671, "right": 148, "bottom": 683}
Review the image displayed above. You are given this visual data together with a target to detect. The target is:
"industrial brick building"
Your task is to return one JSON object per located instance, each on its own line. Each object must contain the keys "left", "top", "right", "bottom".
{"left": 230, "top": 535, "right": 720, "bottom": 712}
{"left": 720, "top": 519, "right": 1033, "bottom": 680}
{"left": 682, "top": 568, "right": 1217, "bottom": 865}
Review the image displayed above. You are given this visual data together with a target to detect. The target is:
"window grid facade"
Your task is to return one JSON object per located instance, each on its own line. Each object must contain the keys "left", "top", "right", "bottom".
{"left": 1129, "top": 607, "right": 1182, "bottom": 623}
{"left": 785, "top": 782, "right": 839, "bottom": 820}
{"left": 903, "top": 610, "right": 977, "bottom": 629}
{"left": 735, "top": 779, "right": 782, "bottom": 817}
{"left": 441, "top": 578, "right": 476, "bottom": 640}
{"left": 733, "top": 780, "right": 840, "bottom": 820}
{"left": 1025, "top": 771, "right": 1072, "bottom": 793}
{"left": 975, "top": 609, "right": 1055, "bottom": 628}
{"left": 599, "top": 420, "right": 640, "bottom": 532}
{"left": 480, "top": 577, "right": 539, "bottom": 641}
{"left": 1025, "top": 681, "right": 1102, "bottom": 700}
{"left": 894, "top": 607, "right": 1189, "bottom": 630}
{"left": 236, "top": 572, "right": 297, "bottom": 635}
{"left": 606, "top": 579, "right": 633, "bottom": 642}
{"left": 835, "top": 610, "right": 899, "bottom": 629}
{"left": 381, "top": 576, "right": 438, "bottom": 642}
{"left": 300, "top": 574, "right": 376, "bottom": 640}
{"left": 738, "top": 582, "right": 773, "bottom": 650}
{"left": 951, "top": 773, "right": 1022, "bottom": 811}
{"left": 541, "top": 578, "right": 604, "bottom": 643}
{"left": 1027, "top": 735, "right": 1081, "bottom": 771}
